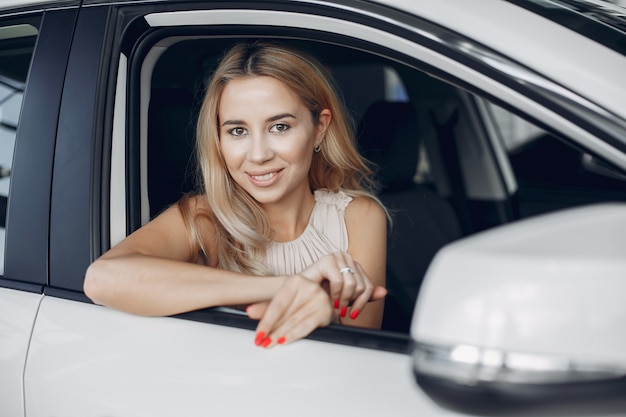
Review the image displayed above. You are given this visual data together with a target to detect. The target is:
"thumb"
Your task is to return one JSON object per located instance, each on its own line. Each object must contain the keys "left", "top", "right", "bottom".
{"left": 246, "top": 301, "right": 270, "bottom": 320}
{"left": 371, "top": 285, "right": 387, "bottom": 302}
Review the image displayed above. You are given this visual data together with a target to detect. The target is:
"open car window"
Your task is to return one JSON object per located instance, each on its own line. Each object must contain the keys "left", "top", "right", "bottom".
{"left": 105, "top": 5, "right": 626, "bottom": 340}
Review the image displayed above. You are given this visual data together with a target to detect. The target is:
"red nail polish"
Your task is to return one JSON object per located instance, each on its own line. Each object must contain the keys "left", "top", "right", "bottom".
{"left": 255, "top": 331, "right": 265, "bottom": 346}
{"left": 350, "top": 310, "right": 360, "bottom": 320}
{"left": 334, "top": 299, "right": 340, "bottom": 309}
{"left": 340, "top": 306, "right": 347, "bottom": 318}
{"left": 277, "top": 336, "right": 286, "bottom": 345}
{"left": 261, "top": 337, "right": 272, "bottom": 348}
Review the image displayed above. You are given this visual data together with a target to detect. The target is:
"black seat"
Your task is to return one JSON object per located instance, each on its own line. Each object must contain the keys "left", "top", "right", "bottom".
{"left": 147, "top": 88, "right": 198, "bottom": 218}
{"left": 358, "top": 101, "right": 462, "bottom": 332}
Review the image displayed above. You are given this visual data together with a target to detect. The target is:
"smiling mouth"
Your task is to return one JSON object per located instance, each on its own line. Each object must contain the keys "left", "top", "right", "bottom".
{"left": 249, "top": 169, "right": 282, "bottom": 182}
{"left": 252, "top": 172, "right": 276, "bottom": 181}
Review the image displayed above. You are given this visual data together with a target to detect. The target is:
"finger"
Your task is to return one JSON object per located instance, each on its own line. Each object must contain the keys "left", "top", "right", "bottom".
{"left": 246, "top": 302, "right": 269, "bottom": 320}
{"left": 337, "top": 271, "right": 357, "bottom": 318}
{"left": 346, "top": 262, "right": 374, "bottom": 320}
{"left": 299, "top": 253, "right": 343, "bottom": 301}
{"left": 254, "top": 280, "right": 300, "bottom": 347}
{"left": 371, "top": 285, "right": 387, "bottom": 301}
{"left": 328, "top": 252, "right": 350, "bottom": 306}
{"left": 270, "top": 305, "right": 333, "bottom": 347}
{"left": 265, "top": 285, "right": 333, "bottom": 347}
{"left": 333, "top": 252, "right": 362, "bottom": 309}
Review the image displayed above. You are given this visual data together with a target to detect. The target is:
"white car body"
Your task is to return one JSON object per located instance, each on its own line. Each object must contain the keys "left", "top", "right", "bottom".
{"left": 1, "top": 0, "right": 625, "bottom": 416}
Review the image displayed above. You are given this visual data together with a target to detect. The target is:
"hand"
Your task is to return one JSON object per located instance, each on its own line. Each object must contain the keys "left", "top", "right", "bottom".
{"left": 246, "top": 275, "right": 334, "bottom": 348}
{"left": 299, "top": 253, "right": 386, "bottom": 321}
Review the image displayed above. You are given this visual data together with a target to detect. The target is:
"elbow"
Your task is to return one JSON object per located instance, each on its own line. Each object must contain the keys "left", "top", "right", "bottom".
{"left": 83, "top": 259, "right": 113, "bottom": 306}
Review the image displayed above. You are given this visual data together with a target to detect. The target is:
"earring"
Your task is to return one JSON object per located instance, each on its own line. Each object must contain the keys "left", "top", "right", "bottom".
{"left": 314, "top": 143, "right": 321, "bottom": 153}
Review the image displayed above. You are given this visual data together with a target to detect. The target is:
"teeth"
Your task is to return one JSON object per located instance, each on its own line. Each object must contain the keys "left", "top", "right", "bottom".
{"left": 252, "top": 172, "right": 276, "bottom": 181}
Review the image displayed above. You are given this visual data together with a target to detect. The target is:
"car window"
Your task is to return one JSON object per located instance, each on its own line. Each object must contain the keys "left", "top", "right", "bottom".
{"left": 112, "top": 5, "right": 625, "bottom": 339}
{"left": 143, "top": 39, "right": 412, "bottom": 220}
{"left": 129, "top": 34, "right": 473, "bottom": 334}
{"left": 0, "top": 21, "right": 39, "bottom": 276}
{"left": 486, "top": 102, "right": 626, "bottom": 218}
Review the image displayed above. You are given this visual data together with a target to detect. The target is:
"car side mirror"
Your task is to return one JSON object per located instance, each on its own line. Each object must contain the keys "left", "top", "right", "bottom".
{"left": 410, "top": 203, "right": 626, "bottom": 412}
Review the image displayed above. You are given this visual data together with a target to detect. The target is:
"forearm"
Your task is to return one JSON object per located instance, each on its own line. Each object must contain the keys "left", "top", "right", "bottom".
{"left": 84, "top": 254, "right": 285, "bottom": 316}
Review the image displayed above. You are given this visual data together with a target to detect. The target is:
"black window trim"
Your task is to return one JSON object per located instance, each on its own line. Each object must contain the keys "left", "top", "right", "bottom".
{"left": 1, "top": 8, "right": 78, "bottom": 290}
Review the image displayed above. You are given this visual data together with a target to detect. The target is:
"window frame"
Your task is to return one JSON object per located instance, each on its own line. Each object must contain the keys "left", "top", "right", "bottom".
{"left": 51, "top": 0, "right": 624, "bottom": 351}
{"left": 0, "top": 7, "right": 77, "bottom": 292}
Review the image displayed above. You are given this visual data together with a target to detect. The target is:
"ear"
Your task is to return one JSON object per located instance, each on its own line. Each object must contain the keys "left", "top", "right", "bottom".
{"left": 315, "top": 108, "right": 332, "bottom": 145}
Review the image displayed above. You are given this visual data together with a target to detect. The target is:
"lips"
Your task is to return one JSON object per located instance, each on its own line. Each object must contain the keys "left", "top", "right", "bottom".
{"left": 247, "top": 168, "right": 283, "bottom": 186}
{"left": 251, "top": 172, "right": 277, "bottom": 181}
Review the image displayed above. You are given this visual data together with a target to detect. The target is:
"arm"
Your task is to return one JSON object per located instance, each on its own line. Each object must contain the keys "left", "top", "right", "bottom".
{"left": 247, "top": 196, "right": 388, "bottom": 347}
{"left": 83, "top": 197, "right": 285, "bottom": 316}
{"left": 344, "top": 195, "right": 388, "bottom": 329}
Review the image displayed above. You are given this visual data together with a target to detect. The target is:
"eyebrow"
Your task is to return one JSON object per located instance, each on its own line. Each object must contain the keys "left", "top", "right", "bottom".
{"left": 220, "top": 113, "right": 296, "bottom": 127}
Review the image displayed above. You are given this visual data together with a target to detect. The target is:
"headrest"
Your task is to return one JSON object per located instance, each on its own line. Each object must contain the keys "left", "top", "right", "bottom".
{"left": 358, "top": 101, "right": 419, "bottom": 192}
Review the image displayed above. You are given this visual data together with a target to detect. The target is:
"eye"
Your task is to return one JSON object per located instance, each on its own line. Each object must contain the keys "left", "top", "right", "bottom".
{"left": 270, "top": 123, "right": 290, "bottom": 134}
{"left": 227, "top": 127, "right": 247, "bottom": 137}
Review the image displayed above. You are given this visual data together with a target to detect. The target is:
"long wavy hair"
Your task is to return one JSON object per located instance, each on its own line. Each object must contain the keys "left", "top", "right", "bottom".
{"left": 179, "top": 41, "right": 380, "bottom": 274}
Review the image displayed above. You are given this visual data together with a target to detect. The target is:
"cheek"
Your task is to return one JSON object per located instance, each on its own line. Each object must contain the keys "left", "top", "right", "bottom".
{"left": 277, "top": 141, "right": 313, "bottom": 168}
{"left": 291, "top": 145, "right": 315, "bottom": 174}
{"left": 280, "top": 130, "right": 316, "bottom": 162}
{"left": 219, "top": 141, "right": 242, "bottom": 171}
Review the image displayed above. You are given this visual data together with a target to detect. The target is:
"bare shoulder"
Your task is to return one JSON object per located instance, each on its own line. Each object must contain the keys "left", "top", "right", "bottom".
{"left": 174, "top": 193, "right": 218, "bottom": 248}
{"left": 345, "top": 195, "right": 387, "bottom": 226}
{"left": 104, "top": 194, "right": 217, "bottom": 263}
{"left": 344, "top": 195, "right": 387, "bottom": 248}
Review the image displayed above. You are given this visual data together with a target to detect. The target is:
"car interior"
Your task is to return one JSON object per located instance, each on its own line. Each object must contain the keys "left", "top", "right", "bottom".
{"left": 139, "top": 35, "right": 626, "bottom": 333}
{"left": 143, "top": 37, "right": 472, "bottom": 332}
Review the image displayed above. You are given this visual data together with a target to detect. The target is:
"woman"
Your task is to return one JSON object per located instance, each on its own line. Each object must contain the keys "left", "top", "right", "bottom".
{"left": 84, "top": 41, "right": 387, "bottom": 348}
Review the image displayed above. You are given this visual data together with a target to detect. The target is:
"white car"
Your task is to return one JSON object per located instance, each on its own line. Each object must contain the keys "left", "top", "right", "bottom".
{"left": 1, "top": 0, "right": 625, "bottom": 415}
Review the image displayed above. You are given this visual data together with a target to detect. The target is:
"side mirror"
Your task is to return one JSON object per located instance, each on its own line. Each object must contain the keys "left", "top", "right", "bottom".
{"left": 410, "top": 203, "right": 626, "bottom": 411}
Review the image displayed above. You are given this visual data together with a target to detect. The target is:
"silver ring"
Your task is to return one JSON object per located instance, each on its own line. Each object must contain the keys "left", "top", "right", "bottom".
{"left": 339, "top": 266, "right": 354, "bottom": 274}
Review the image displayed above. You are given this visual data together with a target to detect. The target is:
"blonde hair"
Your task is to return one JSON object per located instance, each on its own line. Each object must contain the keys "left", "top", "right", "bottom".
{"left": 180, "top": 41, "right": 380, "bottom": 274}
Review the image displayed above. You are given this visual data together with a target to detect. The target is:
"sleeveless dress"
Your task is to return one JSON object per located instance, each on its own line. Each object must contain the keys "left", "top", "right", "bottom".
{"left": 264, "top": 190, "right": 352, "bottom": 275}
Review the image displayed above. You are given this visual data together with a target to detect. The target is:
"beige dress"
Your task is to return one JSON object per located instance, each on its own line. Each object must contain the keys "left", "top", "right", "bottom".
{"left": 265, "top": 190, "right": 352, "bottom": 275}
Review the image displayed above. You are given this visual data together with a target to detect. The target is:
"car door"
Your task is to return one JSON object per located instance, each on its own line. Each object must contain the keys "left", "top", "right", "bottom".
{"left": 21, "top": 1, "right": 626, "bottom": 416}
{"left": 0, "top": 3, "right": 77, "bottom": 416}
{"left": 22, "top": 2, "right": 441, "bottom": 416}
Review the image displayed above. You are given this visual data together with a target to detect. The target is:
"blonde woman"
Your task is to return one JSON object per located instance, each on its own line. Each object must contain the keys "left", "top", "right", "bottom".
{"left": 84, "top": 41, "right": 387, "bottom": 347}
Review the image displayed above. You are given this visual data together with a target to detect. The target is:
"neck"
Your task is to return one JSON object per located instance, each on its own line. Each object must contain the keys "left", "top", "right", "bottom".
{"left": 263, "top": 189, "right": 315, "bottom": 242}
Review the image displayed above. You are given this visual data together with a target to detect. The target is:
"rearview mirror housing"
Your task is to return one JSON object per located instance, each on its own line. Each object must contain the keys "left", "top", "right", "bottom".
{"left": 411, "top": 203, "right": 626, "bottom": 395}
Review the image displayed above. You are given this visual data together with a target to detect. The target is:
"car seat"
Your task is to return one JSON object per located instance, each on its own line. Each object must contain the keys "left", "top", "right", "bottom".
{"left": 358, "top": 100, "right": 462, "bottom": 332}
{"left": 147, "top": 87, "right": 198, "bottom": 218}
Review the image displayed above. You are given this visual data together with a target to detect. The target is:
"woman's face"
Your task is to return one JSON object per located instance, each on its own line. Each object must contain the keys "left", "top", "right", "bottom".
{"left": 218, "top": 75, "right": 330, "bottom": 207}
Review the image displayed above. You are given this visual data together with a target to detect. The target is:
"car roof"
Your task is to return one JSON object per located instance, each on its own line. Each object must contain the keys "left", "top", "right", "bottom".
{"left": 507, "top": 0, "right": 626, "bottom": 54}
{"left": 4, "top": 0, "right": 625, "bottom": 50}
{"left": 3, "top": 0, "right": 625, "bottom": 121}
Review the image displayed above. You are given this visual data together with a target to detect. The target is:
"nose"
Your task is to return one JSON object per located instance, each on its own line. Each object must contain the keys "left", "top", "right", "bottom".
{"left": 247, "top": 133, "right": 274, "bottom": 164}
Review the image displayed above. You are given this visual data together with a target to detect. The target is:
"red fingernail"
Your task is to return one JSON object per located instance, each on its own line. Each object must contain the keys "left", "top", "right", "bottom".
{"left": 255, "top": 331, "right": 265, "bottom": 346}
{"left": 277, "top": 336, "right": 286, "bottom": 345}
{"left": 334, "top": 299, "right": 340, "bottom": 309}
{"left": 340, "top": 306, "right": 347, "bottom": 318}
{"left": 350, "top": 309, "right": 360, "bottom": 320}
{"left": 261, "top": 337, "right": 272, "bottom": 348}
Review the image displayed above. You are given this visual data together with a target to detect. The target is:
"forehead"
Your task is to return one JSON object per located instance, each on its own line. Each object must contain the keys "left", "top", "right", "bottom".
{"left": 218, "top": 76, "right": 303, "bottom": 115}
